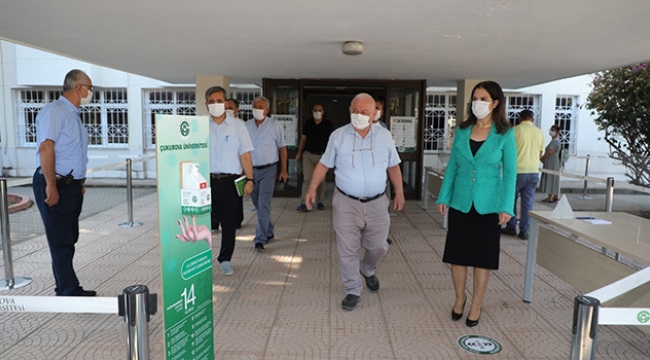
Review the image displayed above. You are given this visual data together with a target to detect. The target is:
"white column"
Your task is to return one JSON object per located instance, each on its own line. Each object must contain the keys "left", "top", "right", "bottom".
{"left": 0, "top": 41, "right": 18, "bottom": 176}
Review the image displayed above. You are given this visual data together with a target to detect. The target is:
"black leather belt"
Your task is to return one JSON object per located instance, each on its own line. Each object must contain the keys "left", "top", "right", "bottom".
{"left": 253, "top": 162, "right": 277, "bottom": 170}
{"left": 306, "top": 150, "right": 324, "bottom": 155}
{"left": 36, "top": 167, "right": 86, "bottom": 185}
{"left": 336, "top": 187, "right": 385, "bottom": 203}
{"left": 210, "top": 173, "right": 238, "bottom": 179}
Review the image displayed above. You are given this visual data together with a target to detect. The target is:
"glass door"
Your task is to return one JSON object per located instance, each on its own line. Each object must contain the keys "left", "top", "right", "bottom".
{"left": 264, "top": 79, "right": 301, "bottom": 197}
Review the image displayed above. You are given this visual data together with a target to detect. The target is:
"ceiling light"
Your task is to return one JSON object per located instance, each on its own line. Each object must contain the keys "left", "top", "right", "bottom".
{"left": 341, "top": 41, "right": 364, "bottom": 56}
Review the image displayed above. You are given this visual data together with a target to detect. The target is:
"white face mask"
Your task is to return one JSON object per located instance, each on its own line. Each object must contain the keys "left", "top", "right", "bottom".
{"left": 350, "top": 113, "right": 371, "bottom": 129}
{"left": 253, "top": 109, "right": 266, "bottom": 121}
{"left": 549, "top": 130, "right": 557, "bottom": 137}
{"left": 313, "top": 111, "right": 322, "bottom": 120}
{"left": 225, "top": 109, "right": 235, "bottom": 118}
{"left": 472, "top": 100, "right": 492, "bottom": 119}
{"left": 80, "top": 90, "right": 93, "bottom": 105}
{"left": 208, "top": 103, "right": 225, "bottom": 117}
{"left": 374, "top": 110, "right": 382, "bottom": 121}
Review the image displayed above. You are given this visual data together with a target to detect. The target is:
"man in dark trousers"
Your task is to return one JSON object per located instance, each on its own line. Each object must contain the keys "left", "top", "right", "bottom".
{"left": 33, "top": 69, "right": 96, "bottom": 296}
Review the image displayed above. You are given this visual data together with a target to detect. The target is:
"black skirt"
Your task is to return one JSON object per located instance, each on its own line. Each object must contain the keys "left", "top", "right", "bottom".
{"left": 442, "top": 205, "right": 501, "bottom": 270}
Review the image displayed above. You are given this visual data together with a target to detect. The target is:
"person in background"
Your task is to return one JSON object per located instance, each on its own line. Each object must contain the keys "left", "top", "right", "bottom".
{"left": 501, "top": 109, "right": 544, "bottom": 240}
{"left": 206, "top": 86, "right": 254, "bottom": 276}
{"left": 305, "top": 93, "right": 404, "bottom": 311}
{"left": 246, "top": 96, "right": 289, "bottom": 253}
{"left": 374, "top": 99, "right": 395, "bottom": 245}
{"left": 540, "top": 124, "right": 562, "bottom": 203}
{"left": 435, "top": 80, "right": 516, "bottom": 327}
{"left": 295, "top": 103, "right": 334, "bottom": 212}
{"left": 226, "top": 97, "right": 246, "bottom": 229}
{"left": 33, "top": 69, "right": 96, "bottom": 296}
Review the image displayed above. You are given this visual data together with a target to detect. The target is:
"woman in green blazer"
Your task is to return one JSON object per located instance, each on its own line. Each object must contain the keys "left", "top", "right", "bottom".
{"left": 435, "top": 80, "right": 517, "bottom": 327}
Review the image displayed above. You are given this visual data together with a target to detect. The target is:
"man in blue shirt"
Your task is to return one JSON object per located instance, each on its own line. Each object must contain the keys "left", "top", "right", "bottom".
{"left": 245, "top": 96, "right": 289, "bottom": 253}
{"left": 207, "top": 87, "right": 254, "bottom": 276}
{"left": 306, "top": 93, "right": 405, "bottom": 311}
{"left": 32, "top": 69, "right": 95, "bottom": 296}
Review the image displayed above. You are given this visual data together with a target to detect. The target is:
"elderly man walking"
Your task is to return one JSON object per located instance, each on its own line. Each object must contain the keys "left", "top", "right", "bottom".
{"left": 305, "top": 93, "right": 404, "bottom": 311}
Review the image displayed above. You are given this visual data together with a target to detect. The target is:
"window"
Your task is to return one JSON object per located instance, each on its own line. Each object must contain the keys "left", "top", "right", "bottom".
{"left": 555, "top": 95, "right": 579, "bottom": 155}
{"left": 506, "top": 95, "right": 541, "bottom": 126}
{"left": 424, "top": 93, "right": 456, "bottom": 152}
{"left": 231, "top": 88, "right": 262, "bottom": 121}
{"left": 16, "top": 88, "right": 128, "bottom": 146}
{"left": 144, "top": 89, "right": 196, "bottom": 148}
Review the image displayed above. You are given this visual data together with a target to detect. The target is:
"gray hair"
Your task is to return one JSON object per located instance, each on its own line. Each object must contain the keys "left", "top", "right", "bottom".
{"left": 350, "top": 93, "right": 375, "bottom": 106}
{"left": 62, "top": 70, "right": 89, "bottom": 92}
{"left": 252, "top": 96, "right": 270, "bottom": 108}
{"left": 205, "top": 86, "right": 228, "bottom": 101}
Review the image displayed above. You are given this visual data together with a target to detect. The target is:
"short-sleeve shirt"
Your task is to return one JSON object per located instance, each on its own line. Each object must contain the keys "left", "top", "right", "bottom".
{"left": 35, "top": 96, "right": 89, "bottom": 179}
{"left": 302, "top": 118, "right": 334, "bottom": 154}
{"left": 245, "top": 116, "right": 286, "bottom": 166}
{"left": 320, "top": 124, "right": 401, "bottom": 198}
{"left": 209, "top": 115, "right": 254, "bottom": 174}
{"left": 514, "top": 121, "right": 545, "bottom": 174}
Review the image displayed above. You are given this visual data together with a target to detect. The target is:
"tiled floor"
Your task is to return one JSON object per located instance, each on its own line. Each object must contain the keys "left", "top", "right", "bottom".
{"left": 1, "top": 193, "right": 650, "bottom": 359}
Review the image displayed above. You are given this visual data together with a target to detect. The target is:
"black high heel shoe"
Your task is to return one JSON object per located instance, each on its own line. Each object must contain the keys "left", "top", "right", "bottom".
{"left": 466, "top": 308, "right": 481, "bottom": 327}
{"left": 451, "top": 297, "right": 467, "bottom": 321}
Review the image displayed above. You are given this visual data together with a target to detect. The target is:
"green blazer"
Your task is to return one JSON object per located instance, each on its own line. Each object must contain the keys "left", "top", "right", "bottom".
{"left": 436, "top": 124, "right": 517, "bottom": 216}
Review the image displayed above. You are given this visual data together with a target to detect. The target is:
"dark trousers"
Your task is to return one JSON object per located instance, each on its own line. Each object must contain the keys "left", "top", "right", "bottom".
{"left": 210, "top": 175, "right": 240, "bottom": 263}
{"left": 32, "top": 171, "right": 84, "bottom": 295}
{"left": 213, "top": 188, "right": 244, "bottom": 229}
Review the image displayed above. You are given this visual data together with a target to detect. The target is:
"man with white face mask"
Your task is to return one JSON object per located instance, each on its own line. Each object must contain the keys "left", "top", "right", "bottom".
{"left": 246, "top": 96, "right": 289, "bottom": 253}
{"left": 295, "top": 103, "right": 334, "bottom": 212}
{"left": 206, "top": 86, "right": 254, "bottom": 276}
{"left": 305, "top": 93, "right": 405, "bottom": 311}
{"left": 33, "top": 69, "right": 95, "bottom": 296}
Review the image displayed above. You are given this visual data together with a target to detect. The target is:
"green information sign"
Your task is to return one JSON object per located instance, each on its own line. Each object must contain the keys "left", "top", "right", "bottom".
{"left": 156, "top": 115, "right": 214, "bottom": 360}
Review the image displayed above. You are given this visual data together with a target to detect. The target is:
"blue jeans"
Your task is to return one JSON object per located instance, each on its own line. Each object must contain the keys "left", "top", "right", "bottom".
{"left": 251, "top": 165, "right": 276, "bottom": 244}
{"left": 33, "top": 171, "right": 84, "bottom": 295}
{"left": 506, "top": 173, "right": 539, "bottom": 233}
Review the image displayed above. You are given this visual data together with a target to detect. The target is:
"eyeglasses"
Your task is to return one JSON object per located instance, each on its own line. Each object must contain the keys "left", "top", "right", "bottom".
{"left": 351, "top": 132, "right": 375, "bottom": 168}
{"left": 81, "top": 84, "right": 95, "bottom": 92}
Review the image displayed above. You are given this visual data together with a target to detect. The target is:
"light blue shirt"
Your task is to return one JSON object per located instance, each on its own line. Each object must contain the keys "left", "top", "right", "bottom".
{"left": 245, "top": 116, "right": 286, "bottom": 166}
{"left": 320, "top": 124, "right": 401, "bottom": 198}
{"left": 209, "top": 115, "right": 254, "bottom": 174}
{"left": 35, "top": 96, "right": 89, "bottom": 179}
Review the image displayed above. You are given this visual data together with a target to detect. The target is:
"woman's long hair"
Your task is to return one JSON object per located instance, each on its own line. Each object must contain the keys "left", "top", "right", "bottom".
{"left": 459, "top": 80, "right": 510, "bottom": 134}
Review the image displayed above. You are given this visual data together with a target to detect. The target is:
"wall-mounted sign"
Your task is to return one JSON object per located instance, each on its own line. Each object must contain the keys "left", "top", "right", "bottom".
{"left": 390, "top": 116, "right": 416, "bottom": 153}
{"left": 272, "top": 114, "right": 298, "bottom": 150}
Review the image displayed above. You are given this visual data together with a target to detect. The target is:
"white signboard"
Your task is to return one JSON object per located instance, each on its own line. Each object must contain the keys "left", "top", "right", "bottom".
{"left": 272, "top": 115, "right": 298, "bottom": 149}
{"left": 390, "top": 116, "right": 416, "bottom": 153}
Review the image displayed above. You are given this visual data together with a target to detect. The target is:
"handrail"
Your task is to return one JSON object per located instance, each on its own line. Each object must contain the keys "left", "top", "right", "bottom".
{"left": 5, "top": 155, "right": 155, "bottom": 188}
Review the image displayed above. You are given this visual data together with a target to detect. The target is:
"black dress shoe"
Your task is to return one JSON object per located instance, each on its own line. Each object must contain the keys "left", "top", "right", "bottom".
{"left": 361, "top": 273, "right": 379, "bottom": 292}
{"left": 500, "top": 227, "right": 517, "bottom": 236}
{"left": 466, "top": 309, "right": 481, "bottom": 327}
{"left": 341, "top": 294, "right": 361, "bottom": 311}
{"left": 75, "top": 289, "right": 97, "bottom": 297}
{"left": 518, "top": 231, "right": 529, "bottom": 240}
{"left": 451, "top": 297, "right": 467, "bottom": 321}
{"left": 387, "top": 238, "right": 393, "bottom": 245}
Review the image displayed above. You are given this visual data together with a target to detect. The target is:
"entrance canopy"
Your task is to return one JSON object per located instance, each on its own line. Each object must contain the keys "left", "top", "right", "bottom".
{"left": 1, "top": 0, "right": 648, "bottom": 87}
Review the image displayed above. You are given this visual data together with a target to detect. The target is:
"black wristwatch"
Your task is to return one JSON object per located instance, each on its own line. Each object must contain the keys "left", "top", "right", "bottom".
{"left": 246, "top": 178, "right": 254, "bottom": 182}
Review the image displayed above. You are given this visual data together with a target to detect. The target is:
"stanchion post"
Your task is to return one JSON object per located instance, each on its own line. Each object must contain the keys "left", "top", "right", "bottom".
{"left": 570, "top": 295, "right": 600, "bottom": 360}
{"left": 605, "top": 177, "right": 614, "bottom": 212}
{"left": 119, "top": 285, "right": 157, "bottom": 360}
{"left": 0, "top": 179, "right": 32, "bottom": 290}
{"left": 119, "top": 159, "right": 143, "bottom": 227}
{"left": 581, "top": 155, "right": 592, "bottom": 200}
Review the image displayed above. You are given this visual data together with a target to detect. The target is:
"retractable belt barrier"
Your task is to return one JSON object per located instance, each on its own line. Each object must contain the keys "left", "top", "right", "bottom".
{"left": 0, "top": 285, "right": 157, "bottom": 360}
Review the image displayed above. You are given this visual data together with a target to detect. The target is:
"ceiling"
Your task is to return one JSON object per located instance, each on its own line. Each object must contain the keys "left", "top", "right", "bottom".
{"left": 1, "top": 0, "right": 649, "bottom": 88}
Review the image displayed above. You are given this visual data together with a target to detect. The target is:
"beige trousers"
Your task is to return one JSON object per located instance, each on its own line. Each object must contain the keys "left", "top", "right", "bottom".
{"left": 301, "top": 151, "right": 326, "bottom": 203}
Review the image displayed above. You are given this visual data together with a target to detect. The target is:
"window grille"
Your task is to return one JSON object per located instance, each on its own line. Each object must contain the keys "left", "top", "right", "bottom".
{"left": 143, "top": 89, "right": 196, "bottom": 148}
{"left": 424, "top": 93, "right": 456, "bottom": 152}
{"left": 506, "top": 95, "right": 541, "bottom": 126}
{"left": 554, "top": 95, "right": 579, "bottom": 155}
{"left": 231, "top": 88, "right": 262, "bottom": 121}
{"left": 16, "top": 88, "right": 128, "bottom": 146}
